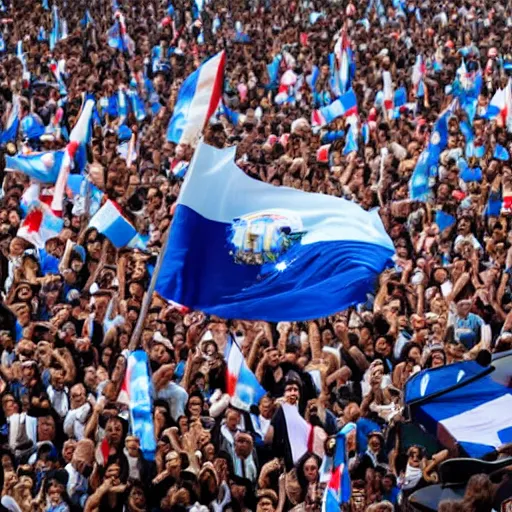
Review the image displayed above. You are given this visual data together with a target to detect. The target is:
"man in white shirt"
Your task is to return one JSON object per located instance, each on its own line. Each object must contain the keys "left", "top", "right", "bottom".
{"left": 64, "top": 384, "right": 91, "bottom": 440}
{"left": 47, "top": 368, "right": 69, "bottom": 419}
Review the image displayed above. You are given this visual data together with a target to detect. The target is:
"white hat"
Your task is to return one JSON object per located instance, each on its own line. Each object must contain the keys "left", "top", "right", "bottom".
{"left": 153, "top": 331, "right": 173, "bottom": 351}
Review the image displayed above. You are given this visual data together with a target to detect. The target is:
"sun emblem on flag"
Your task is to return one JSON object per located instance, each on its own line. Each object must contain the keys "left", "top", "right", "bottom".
{"left": 228, "top": 210, "right": 305, "bottom": 265}
{"left": 430, "top": 131, "right": 441, "bottom": 145}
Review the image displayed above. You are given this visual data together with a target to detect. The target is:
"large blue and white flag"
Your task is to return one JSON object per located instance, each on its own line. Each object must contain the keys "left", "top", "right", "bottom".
{"left": 155, "top": 141, "right": 394, "bottom": 321}
{"left": 167, "top": 51, "right": 225, "bottom": 145}
{"left": 405, "top": 360, "right": 512, "bottom": 458}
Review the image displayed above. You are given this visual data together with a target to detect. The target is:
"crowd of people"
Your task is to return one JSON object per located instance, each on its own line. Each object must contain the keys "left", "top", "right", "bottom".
{"left": 0, "top": 0, "right": 511, "bottom": 510}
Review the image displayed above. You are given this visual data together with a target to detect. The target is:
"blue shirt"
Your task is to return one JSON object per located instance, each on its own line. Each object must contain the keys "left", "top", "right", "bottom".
{"left": 454, "top": 313, "right": 484, "bottom": 348}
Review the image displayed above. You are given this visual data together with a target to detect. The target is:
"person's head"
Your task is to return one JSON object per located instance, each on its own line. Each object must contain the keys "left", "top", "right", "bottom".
{"left": 368, "top": 432, "right": 383, "bottom": 453}
{"left": 37, "top": 415, "right": 56, "bottom": 442}
{"left": 84, "top": 366, "right": 97, "bottom": 390}
{"left": 150, "top": 340, "right": 171, "bottom": 365}
{"left": 234, "top": 432, "right": 253, "bottom": 458}
{"left": 374, "top": 336, "right": 392, "bottom": 358}
{"left": 47, "top": 480, "right": 66, "bottom": 506}
{"left": 265, "top": 347, "right": 280, "bottom": 368}
{"left": 428, "top": 347, "right": 446, "bottom": 368}
{"left": 2, "top": 393, "right": 18, "bottom": 417}
{"left": 297, "top": 452, "right": 321, "bottom": 488}
{"left": 366, "top": 502, "right": 394, "bottom": 512}
{"left": 382, "top": 473, "right": 396, "bottom": 492}
{"left": 177, "top": 415, "right": 189, "bottom": 434}
{"left": 284, "top": 379, "right": 301, "bottom": 406}
{"left": 438, "top": 500, "right": 465, "bottom": 512}
{"left": 406, "top": 446, "right": 424, "bottom": 468}
{"left": 456, "top": 299, "right": 472, "bottom": 318}
{"left": 463, "top": 474, "right": 494, "bottom": 511}
{"left": 127, "top": 481, "right": 146, "bottom": 511}
{"left": 187, "top": 392, "right": 204, "bottom": 419}
{"left": 70, "top": 383, "right": 87, "bottom": 408}
{"left": 229, "top": 476, "right": 249, "bottom": 503}
{"left": 400, "top": 342, "right": 422, "bottom": 364}
{"left": 225, "top": 408, "right": 240, "bottom": 432}
{"left": 105, "top": 416, "right": 125, "bottom": 447}
{"left": 125, "top": 436, "right": 140, "bottom": 457}
{"left": 51, "top": 368, "right": 65, "bottom": 390}
{"left": 62, "top": 439, "right": 77, "bottom": 464}
{"left": 259, "top": 395, "right": 274, "bottom": 419}
{"left": 21, "top": 359, "right": 36, "bottom": 382}
{"left": 165, "top": 450, "right": 182, "bottom": 478}
{"left": 256, "top": 490, "right": 278, "bottom": 512}
{"left": 104, "top": 462, "right": 121, "bottom": 485}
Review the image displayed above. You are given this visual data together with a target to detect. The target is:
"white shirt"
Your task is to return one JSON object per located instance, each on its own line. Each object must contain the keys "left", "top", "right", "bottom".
{"left": 47, "top": 385, "right": 69, "bottom": 418}
{"left": 64, "top": 402, "right": 91, "bottom": 440}
{"left": 157, "top": 382, "right": 188, "bottom": 422}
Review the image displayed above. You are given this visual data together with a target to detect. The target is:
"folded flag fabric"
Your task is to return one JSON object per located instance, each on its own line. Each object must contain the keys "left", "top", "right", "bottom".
{"left": 435, "top": 210, "right": 456, "bottom": 232}
{"left": 311, "top": 89, "right": 357, "bottom": 128}
{"left": 485, "top": 190, "right": 502, "bottom": 217}
{"left": 321, "top": 423, "right": 355, "bottom": 512}
{"left": 50, "top": 141, "right": 80, "bottom": 215}
{"left": 167, "top": 51, "right": 225, "bottom": 145}
{"left": 5, "top": 150, "right": 65, "bottom": 183}
{"left": 69, "top": 176, "right": 103, "bottom": 217}
{"left": 382, "top": 70, "right": 394, "bottom": 117}
{"left": 317, "top": 144, "right": 330, "bottom": 163}
{"left": 155, "top": 141, "right": 394, "bottom": 321}
{"left": 405, "top": 360, "right": 512, "bottom": 459}
{"left": 333, "top": 30, "right": 354, "bottom": 96}
{"left": 107, "top": 12, "right": 135, "bottom": 56}
{"left": 343, "top": 115, "right": 358, "bottom": 155}
{"left": 484, "top": 87, "right": 506, "bottom": 121}
{"left": 89, "top": 199, "right": 147, "bottom": 249}
{"left": 17, "top": 200, "right": 64, "bottom": 248}
{"left": 409, "top": 101, "right": 455, "bottom": 201}
{"left": 494, "top": 144, "right": 510, "bottom": 161}
{"left": 69, "top": 96, "right": 95, "bottom": 172}
{"left": 280, "top": 403, "right": 326, "bottom": 465}
{"left": 50, "top": 59, "right": 67, "bottom": 96}
{"left": 225, "top": 337, "right": 266, "bottom": 411}
{"left": 0, "top": 94, "right": 20, "bottom": 144}
{"left": 412, "top": 54, "right": 426, "bottom": 97}
{"left": 124, "top": 350, "right": 157, "bottom": 461}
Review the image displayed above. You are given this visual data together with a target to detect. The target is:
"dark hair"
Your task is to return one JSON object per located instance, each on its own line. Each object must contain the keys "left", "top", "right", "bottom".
{"left": 462, "top": 474, "right": 494, "bottom": 512}
{"left": 398, "top": 342, "right": 422, "bottom": 363}
{"left": 296, "top": 452, "right": 322, "bottom": 493}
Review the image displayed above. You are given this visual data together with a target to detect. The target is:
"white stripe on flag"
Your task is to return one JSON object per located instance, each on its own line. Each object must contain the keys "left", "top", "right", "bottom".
{"left": 439, "top": 394, "right": 512, "bottom": 449}
{"left": 181, "top": 52, "right": 224, "bottom": 145}
{"left": 281, "top": 403, "right": 311, "bottom": 464}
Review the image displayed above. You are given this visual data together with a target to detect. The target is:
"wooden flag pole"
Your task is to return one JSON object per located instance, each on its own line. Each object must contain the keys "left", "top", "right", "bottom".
{"left": 128, "top": 226, "right": 171, "bottom": 351}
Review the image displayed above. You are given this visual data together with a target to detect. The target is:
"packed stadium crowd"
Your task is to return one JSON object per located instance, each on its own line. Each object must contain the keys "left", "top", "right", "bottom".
{"left": 0, "top": 0, "right": 512, "bottom": 510}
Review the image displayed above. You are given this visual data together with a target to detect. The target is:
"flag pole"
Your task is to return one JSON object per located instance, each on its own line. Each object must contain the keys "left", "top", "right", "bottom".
{"left": 128, "top": 137, "right": 204, "bottom": 350}
{"left": 129, "top": 226, "right": 171, "bottom": 350}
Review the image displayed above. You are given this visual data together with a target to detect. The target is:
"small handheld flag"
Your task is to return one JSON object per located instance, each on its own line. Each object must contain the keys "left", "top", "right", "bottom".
{"left": 311, "top": 89, "right": 358, "bottom": 128}
{"left": 167, "top": 51, "right": 225, "bottom": 146}
{"left": 88, "top": 200, "right": 147, "bottom": 250}
{"left": 17, "top": 201, "right": 64, "bottom": 248}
